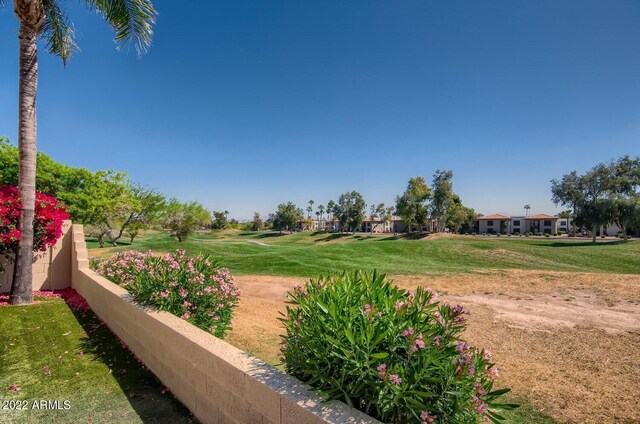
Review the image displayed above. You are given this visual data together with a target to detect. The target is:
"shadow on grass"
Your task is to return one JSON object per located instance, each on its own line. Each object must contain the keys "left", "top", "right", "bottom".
{"left": 377, "top": 232, "right": 431, "bottom": 241}
{"left": 85, "top": 238, "right": 133, "bottom": 248}
{"left": 64, "top": 300, "right": 197, "bottom": 423}
{"left": 532, "top": 240, "right": 630, "bottom": 247}
{"left": 314, "top": 233, "right": 354, "bottom": 243}
{"left": 255, "top": 232, "right": 288, "bottom": 239}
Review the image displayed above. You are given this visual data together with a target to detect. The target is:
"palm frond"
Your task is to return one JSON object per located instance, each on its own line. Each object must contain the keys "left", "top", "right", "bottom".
{"left": 41, "top": 0, "right": 78, "bottom": 65}
{"left": 85, "top": 0, "right": 157, "bottom": 55}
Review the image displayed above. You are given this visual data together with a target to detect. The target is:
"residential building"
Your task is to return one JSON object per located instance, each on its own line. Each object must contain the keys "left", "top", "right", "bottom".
{"left": 474, "top": 214, "right": 512, "bottom": 234}
{"left": 523, "top": 214, "right": 558, "bottom": 234}
{"left": 474, "top": 213, "right": 559, "bottom": 234}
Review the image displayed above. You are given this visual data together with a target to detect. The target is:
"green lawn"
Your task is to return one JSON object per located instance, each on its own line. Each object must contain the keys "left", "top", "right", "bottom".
{"left": 88, "top": 230, "right": 640, "bottom": 277}
{"left": 0, "top": 296, "right": 195, "bottom": 424}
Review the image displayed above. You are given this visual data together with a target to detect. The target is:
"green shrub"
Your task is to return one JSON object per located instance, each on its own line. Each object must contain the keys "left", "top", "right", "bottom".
{"left": 280, "top": 271, "right": 516, "bottom": 423}
{"left": 90, "top": 250, "right": 240, "bottom": 338}
{"left": 545, "top": 233, "right": 550, "bottom": 238}
{"left": 525, "top": 232, "right": 532, "bottom": 237}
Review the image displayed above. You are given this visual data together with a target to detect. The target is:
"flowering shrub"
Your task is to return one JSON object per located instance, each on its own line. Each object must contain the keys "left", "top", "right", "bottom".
{"left": 90, "top": 250, "right": 240, "bottom": 337}
{"left": 280, "top": 271, "right": 517, "bottom": 424}
{"left": 0, "top": 185, "right": 69, "bottom": 256}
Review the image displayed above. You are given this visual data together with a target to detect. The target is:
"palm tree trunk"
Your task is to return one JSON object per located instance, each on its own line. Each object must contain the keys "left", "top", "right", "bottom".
{"left": 11, "top": 21, "right": 39, "bottom": 305}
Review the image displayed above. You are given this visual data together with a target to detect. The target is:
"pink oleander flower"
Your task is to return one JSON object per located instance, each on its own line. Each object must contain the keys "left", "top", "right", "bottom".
{"left": 388, "top": 374, "right": 402, "bottom": 385}
{"left": 489, "top": 367, "right": 500, "bottom": 378}
{"left": 420, "top": 411, "right": 436, "bottom": 424}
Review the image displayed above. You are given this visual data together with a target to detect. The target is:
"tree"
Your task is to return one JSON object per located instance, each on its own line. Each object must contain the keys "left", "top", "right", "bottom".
{"left": 252, "top": 212, "right": 264, "bottom": 231}
{"left": 431, "top": 170, "right": 454, "bottom": 232}
{"left": 336, "top": 191, "right": 366, "bottom": 232}
{"left": 327, "top": 200, "right": 337, "bottom": 221}
{"left": 524, "top": 204, "right": 531, "bottom": 216}
{"left": 576, "top": 164, "right": 615, "bottom": 243}
{"left": 395, "top": 176, "right": 431, "bottom": 233}
{"left": 211, "top": 211, "right": 229, "bottom": 230}
{"left": 368, "top": 203, "right": 386, "bottom": 234}
{"left": 445, "top": 195, "right": 475, "bottom": 234}
{"left": 551, "top": 171, "right": 583, "bottom": 235}
{"left": 125, "top": 186, "right": 166, "bottom": 244}
{"left": 7, "top": 0, "right": 157, "bottom": 305}
{"left": 163, "top": 200, "right": 211, "bottom": 242}
{"left": 608, "top": 156, "right": 640, "bottom": 240}
{"left": 272, "top": 202, "right": 302, "bottom": 233}
{"left": 381, "top": 205, "right": 395, "bottom": 233}
{"left": 317, "top": 204, "right": 325, "bottom": 226}
{"left": 307, "top": 200, "right": 314, "bottom": 219}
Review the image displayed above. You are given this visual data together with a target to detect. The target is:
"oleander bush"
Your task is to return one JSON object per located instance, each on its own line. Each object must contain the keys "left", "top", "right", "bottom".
{"left": 280, "top": 271, "right": 517, "bottom": 424}
{"left": 90, "top": 250, "right": 240, "bottom": 337}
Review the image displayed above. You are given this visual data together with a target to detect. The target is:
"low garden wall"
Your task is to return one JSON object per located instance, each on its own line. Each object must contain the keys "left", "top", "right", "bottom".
{"left": 0, "top": 220, "right": 72, "bottom": 293}
{"left": 68, "top": 224, "right": 380, "bottom": 424}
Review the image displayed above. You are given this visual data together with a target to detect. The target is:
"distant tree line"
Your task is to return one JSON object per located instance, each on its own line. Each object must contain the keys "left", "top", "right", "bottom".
{"left": 266, "top": 170, "right": 475, "bottom": 234}
{"left": 551, "top": 155, "right": 640, "bottom": 242}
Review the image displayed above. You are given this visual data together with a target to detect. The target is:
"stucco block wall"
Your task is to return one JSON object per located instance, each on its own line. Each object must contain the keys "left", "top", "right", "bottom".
{"left": 69, "top": 224, "right": 380, "bottom": 424}
{"left": 0, "top": 220, "right": 72, "bottom": 293}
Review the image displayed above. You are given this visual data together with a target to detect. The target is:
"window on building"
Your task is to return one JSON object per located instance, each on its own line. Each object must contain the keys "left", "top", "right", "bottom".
{"left": 544, "top": 220, "right": 551, "bottom": 226}
{"left": 513, "top": 220, "right": 520, "bottom": 226}
{"left": 487, "top": 221, "right": 493, "bottom": 226}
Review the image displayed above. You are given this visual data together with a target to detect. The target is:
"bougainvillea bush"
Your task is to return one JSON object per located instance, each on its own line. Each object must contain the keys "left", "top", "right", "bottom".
{"left": 90, "top": 250, "right": 240, "bottom": 338}
{"left": 280, "top": 271, "right": 518, "bottom": 424}
{"left": 0, "top": 185, "right": 69, "bottom": 270}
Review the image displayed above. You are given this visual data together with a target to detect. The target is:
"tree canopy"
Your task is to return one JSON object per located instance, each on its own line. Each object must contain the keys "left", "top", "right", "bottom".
{"left": 552, "top": 156, "right": 640, "bottom": 241}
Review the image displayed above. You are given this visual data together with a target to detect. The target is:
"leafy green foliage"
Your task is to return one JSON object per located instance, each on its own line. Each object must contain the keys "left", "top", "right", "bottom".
{"left": 336, "top": 191, "right": 366, "bottom": 232}
{"left": 211, "top": 210, "right": 230, "bottom": 230}
{"left": 91, "top": 250, "right": 240, "bottom": 337}
{"left": 0, "top": 139, "right": 166, "bottom": 245}
{"left": 251, "top": 212, "right": 264, "bottom": 231}
{"left": 162, "top": 199, "right": 211, "bottom": 242}
{"left": 396, "top": 176, "right": 431, "bottom": 233}
{"left": 552, "top": 156, "right": 640, "bottom": 241}
{"left": 271, "top": 202, "right": 302, "bottom": 232}
{"left": 281, "top": 271, "right": 517, "bottom": 423}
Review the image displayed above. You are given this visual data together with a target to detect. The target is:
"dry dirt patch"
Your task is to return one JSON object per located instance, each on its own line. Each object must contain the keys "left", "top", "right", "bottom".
{"left": 226, "top": 270, "right": 640, "bottom": 424}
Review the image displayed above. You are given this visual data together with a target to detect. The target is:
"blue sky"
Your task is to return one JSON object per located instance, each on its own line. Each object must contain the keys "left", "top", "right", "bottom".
{"left": 1, "top": 0, "right": 639, "bottom": 220}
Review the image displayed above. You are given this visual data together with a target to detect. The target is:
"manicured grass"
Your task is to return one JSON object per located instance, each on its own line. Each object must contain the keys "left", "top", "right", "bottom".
{"left": 88, "top": 230, "right": 640, "bottom": 277}
{"left": 0, "top": 296, "right": 195, "bottom": 424}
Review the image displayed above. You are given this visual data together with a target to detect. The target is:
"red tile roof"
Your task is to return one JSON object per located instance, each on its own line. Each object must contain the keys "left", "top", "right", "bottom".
{"left": 475, "top": 214, "right": 511, "bottom": 220}
{"left": 524, "top": 214, "right": 558, "bottom": 220}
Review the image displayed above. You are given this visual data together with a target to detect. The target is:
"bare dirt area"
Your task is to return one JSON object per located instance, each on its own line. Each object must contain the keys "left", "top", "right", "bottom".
{"left": 226, "top": 270, "right": 640, "bottom": 424}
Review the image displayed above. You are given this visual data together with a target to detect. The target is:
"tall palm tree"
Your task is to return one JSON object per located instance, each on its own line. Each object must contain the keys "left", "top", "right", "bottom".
{"left": 6, "top": 0, "right": 157, "bottom": 305}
